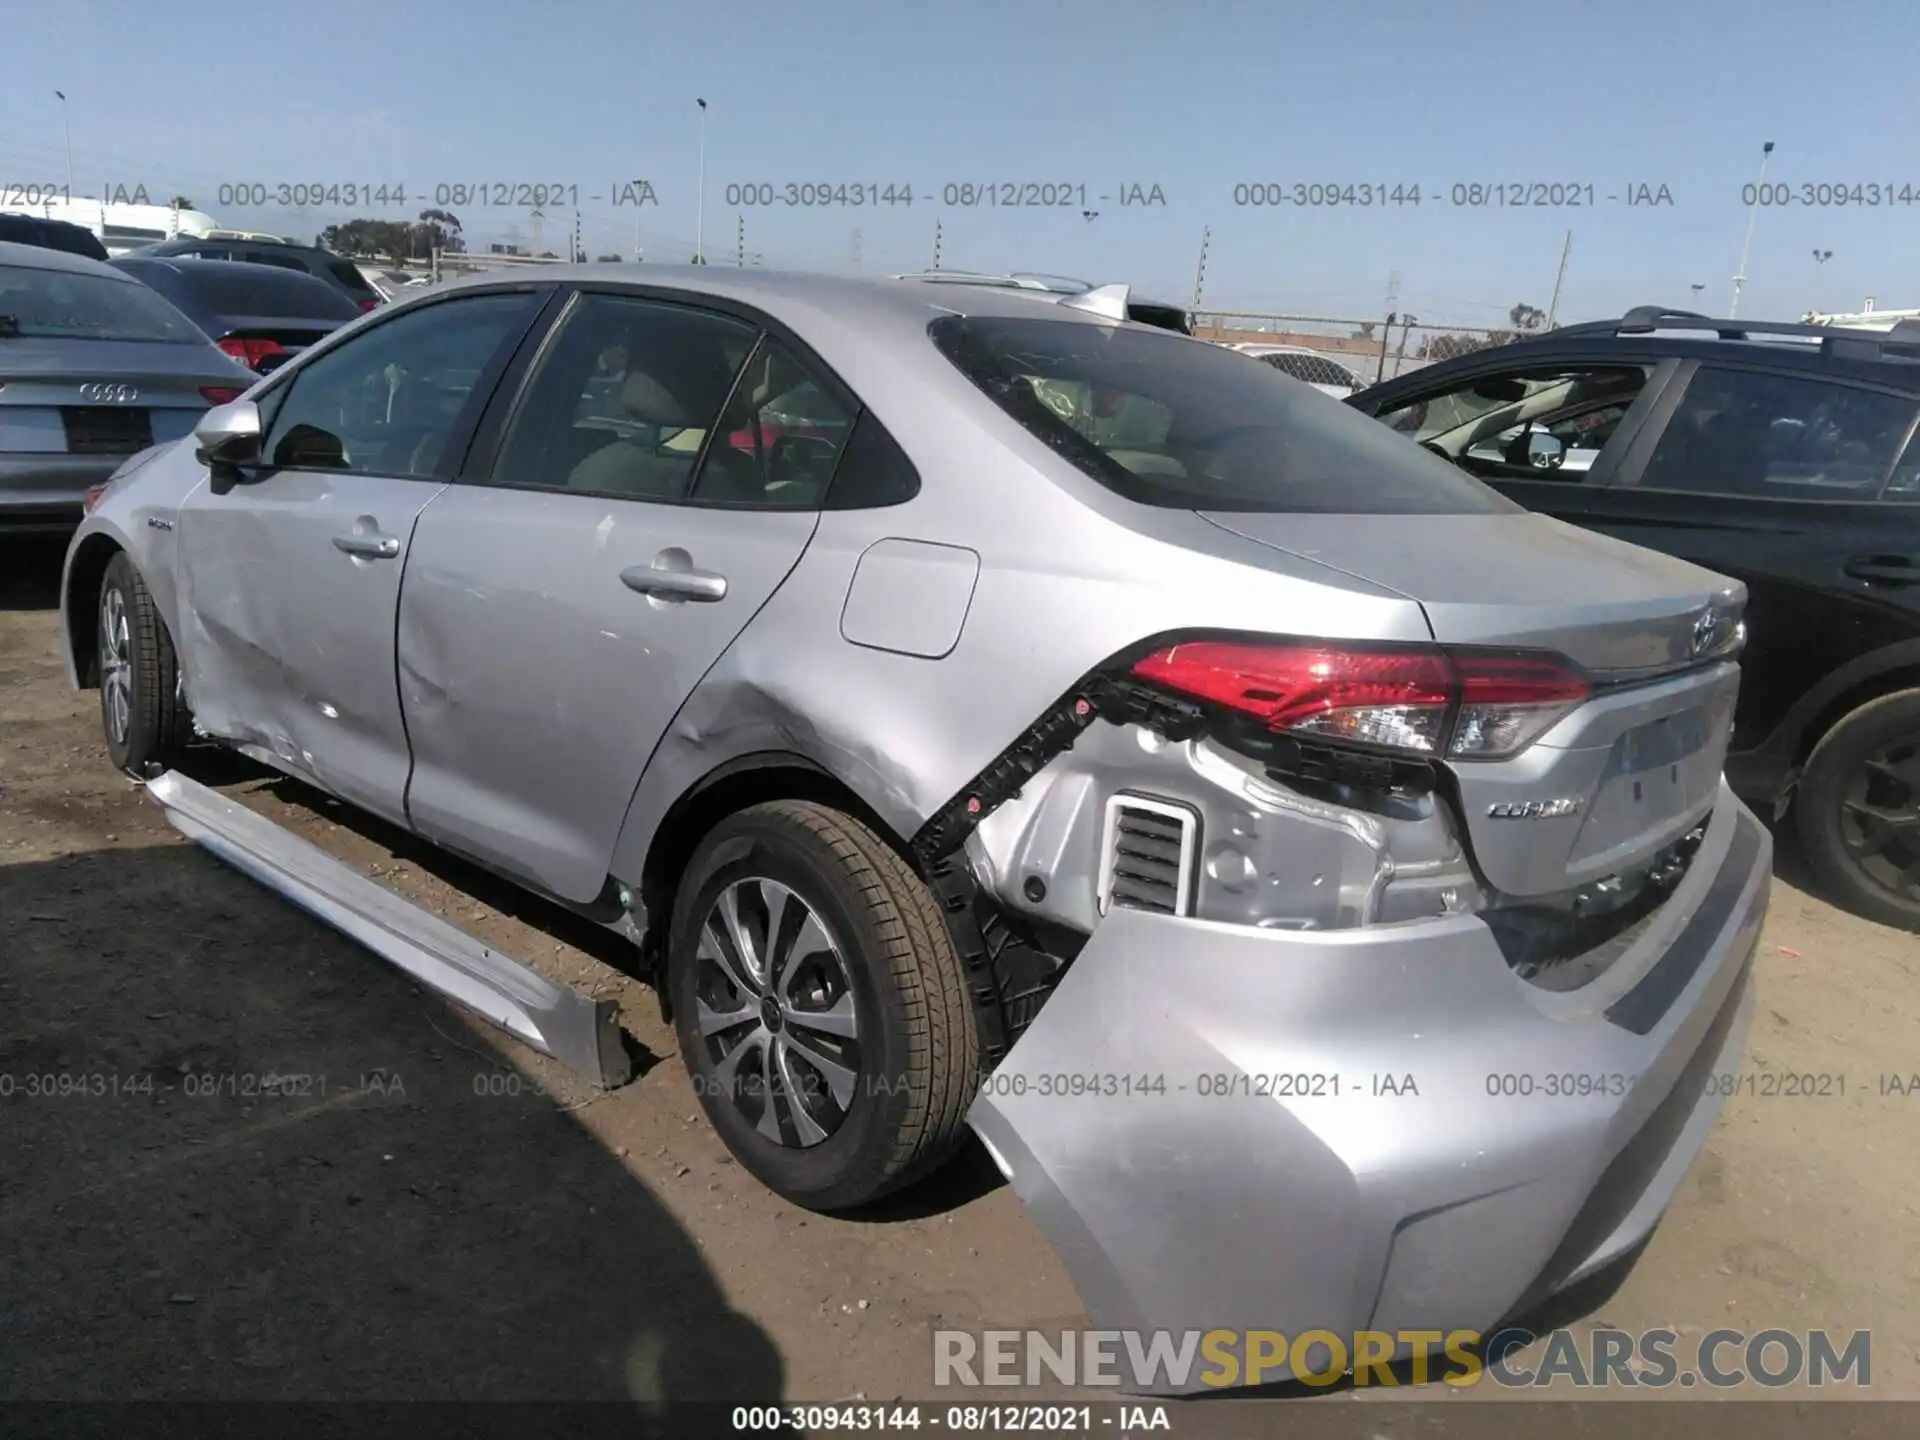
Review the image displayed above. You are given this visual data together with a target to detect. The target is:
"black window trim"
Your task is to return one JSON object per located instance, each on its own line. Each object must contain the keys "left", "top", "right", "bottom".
{"left": 246, "top": 283, "right": 554, "bottom": 486}
{"left": 458, "top": 279, "right": 917, "bottom": 513}
{"left": 1611, "top": 357, "right": 1920, "bottom": 506}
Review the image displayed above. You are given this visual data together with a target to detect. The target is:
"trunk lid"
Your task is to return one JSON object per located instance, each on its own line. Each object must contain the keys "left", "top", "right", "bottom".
{"left": 1197, "top": 510, "right": 1746, "bottom": 898}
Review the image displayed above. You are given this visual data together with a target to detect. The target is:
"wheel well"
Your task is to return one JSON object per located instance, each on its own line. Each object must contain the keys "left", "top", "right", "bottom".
{"left": 637, "top": 757, "right": 920, "bottom": 960}
{"left": 1796, "top": 667, "right": 1920, "bottom": 767}
{"left": 64, "top": 536, "right": 123, "bottom": 689}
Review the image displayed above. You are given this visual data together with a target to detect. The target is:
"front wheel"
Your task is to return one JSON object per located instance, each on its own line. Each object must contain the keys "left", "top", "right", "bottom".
{"left": 1795, "top": 689, "right": 1920, "bottom": 930}
{"left": 669, "top": 800, "right": 980, "bottom": 1211}
{"left": 97, "top": 552, "right": 192, "bottom": 776}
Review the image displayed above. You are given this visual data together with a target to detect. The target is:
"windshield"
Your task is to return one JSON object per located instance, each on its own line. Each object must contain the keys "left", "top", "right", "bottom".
{"left": 0, "top": 262, "right": 207, "bottom": 343}
{"left": 930, "top": 315, "right": 1516, "bottom": 514}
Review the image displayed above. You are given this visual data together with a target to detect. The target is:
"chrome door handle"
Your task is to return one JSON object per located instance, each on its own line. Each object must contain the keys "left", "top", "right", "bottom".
{"left": 620, "top": 564, "right": 728, "bottom": 603}
{"left": 332, "top": 532, "right": 401, "bottom": 559}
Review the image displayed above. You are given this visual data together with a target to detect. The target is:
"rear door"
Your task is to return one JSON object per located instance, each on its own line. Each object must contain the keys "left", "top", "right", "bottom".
{"left": 1589, "top": 361, "right": 1920, "bottom": 752}
{"left": 396, "top": 288, "right": 854, "bottom": 902}
{"left": 174, "top": 288, "right": 547, "bottom": 822}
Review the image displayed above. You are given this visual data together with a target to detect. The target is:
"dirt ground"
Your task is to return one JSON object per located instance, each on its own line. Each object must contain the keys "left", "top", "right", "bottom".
{"left": 3, "top": 531, "right": 1918, "bottom": 1424}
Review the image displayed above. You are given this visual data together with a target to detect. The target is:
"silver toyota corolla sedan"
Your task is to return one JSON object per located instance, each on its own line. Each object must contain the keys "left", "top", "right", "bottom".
{"left": 0, "top": 240, "right": 253, "bottom": 531}
{"left": 59, "top": 265, "right": 1769, "bottom": 1387}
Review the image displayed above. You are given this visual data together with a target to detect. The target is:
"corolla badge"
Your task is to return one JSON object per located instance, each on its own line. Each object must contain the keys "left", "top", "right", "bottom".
{"left": 79, "top": 382, "right": 139, "bottom": 403}
{"left": 1690, "top": 607, "right": 1722, "bottom": 656}
{"left": 1487, "top": 798, "right": 1584, "bottom": 819}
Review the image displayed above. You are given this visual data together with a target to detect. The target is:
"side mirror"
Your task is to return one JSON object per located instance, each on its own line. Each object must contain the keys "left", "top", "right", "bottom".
{"left": 194, "top": 401, "right": 263, "bottom": 493}
{"left": 1527, "top": 432, "right": 1567, "bottom": 469}
{"left": 767, "top": 433, "right": 838, "bottom": 487}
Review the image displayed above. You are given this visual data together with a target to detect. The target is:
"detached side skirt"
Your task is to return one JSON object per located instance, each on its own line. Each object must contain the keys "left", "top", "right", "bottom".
{"left": 144, "top": 770, "right": 632, "bottom": 1089}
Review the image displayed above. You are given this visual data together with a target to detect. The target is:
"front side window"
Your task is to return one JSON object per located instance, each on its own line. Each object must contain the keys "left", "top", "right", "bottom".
{"left": 1636, "top": 367, "right": 1916, "bottom": 500}
{"left": 689, "top": 337, "right": 858, "bottom": 507}
{"left": 260, "top": 291, "right": 537, "bottom": 477}
{"left": 932, "top": 314, "right": 1514, "bottom": 514}
{"left": 490, "top": 292, "right": 756, "bottom": 499}
{"left": 0, "top": 263, "right": 206, "bottom": 343}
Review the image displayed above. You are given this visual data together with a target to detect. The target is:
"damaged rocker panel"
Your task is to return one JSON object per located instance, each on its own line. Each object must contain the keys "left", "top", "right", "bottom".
{"left": 142, "top": 770, "right": 633, "bottom": 1089}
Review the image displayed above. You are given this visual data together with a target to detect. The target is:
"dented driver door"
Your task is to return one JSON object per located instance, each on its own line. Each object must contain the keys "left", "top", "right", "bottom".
{"left": 173, "top": 290, "right": 547, "bottom": 824}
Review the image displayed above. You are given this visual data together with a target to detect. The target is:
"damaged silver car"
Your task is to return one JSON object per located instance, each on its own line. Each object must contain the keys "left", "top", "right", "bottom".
{"left": 60, "top": 265, "right": 1769, "bottom": 1386}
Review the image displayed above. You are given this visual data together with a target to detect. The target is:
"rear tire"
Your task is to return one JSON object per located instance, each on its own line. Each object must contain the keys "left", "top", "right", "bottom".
{"left": 668, "top": 800, "right": 980, "bottom": 1211}
{"left": 97, "top": 552, "right": 191, "bottom": 777}
{"left": 1795, "top": 689, "right": 1920, "bottom": 930}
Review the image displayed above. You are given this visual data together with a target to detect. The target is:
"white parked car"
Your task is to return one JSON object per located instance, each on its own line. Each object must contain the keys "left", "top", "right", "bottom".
{"left": 1227, "top": 343, "right": 1366, "bottom": 397}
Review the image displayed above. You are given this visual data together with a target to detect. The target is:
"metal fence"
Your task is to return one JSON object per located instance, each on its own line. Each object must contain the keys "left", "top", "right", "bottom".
{"left": 1190, "top": 310, "right": 1538, "bottom": 383}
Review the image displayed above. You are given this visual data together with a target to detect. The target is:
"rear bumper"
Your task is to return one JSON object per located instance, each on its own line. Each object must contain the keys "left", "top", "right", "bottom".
{"left": 0, "top": 455, "right": 119, "bottom": 530}
{"left": 968, "top": 781, "right": 1769, "bottom": 1393}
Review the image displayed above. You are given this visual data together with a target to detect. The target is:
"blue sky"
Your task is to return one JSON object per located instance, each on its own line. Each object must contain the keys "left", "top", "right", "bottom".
{"left": 2, "top": 0, "right": 1916, "bottom": 328}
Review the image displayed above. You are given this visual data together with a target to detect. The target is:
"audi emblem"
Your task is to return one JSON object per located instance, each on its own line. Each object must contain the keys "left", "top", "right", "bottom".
{"left": 78, "top": 382, "right": 140, "bottom": 404}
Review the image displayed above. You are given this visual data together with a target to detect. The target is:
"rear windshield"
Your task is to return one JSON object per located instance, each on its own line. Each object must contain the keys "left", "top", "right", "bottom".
{"left": 0, "top": 262, "right": 206, "bottom": 343}
{"left": 177, "top": 268, "right": 363, "bottom": 320}
{"left": 929, "top": 315, "right": 1515, "bottom": 514}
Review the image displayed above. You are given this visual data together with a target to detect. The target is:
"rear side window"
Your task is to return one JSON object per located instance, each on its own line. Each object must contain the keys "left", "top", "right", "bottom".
{"left": 179, "top": 269, "right": 362, "bottom": 320}
{"left": 929, "top": 315, "right": 1515, "bottom": 514}
{"left": 242, "top": 250, "right": 309, "bottom": 271}
{"left": 488, "top": 292, "right": 756, "bottom": 499}
{"left": 689, "top": 337, "right": 858, "bottom": 508}
{"left": 1637, "top": 367, "right": 1917, "bottom": 500}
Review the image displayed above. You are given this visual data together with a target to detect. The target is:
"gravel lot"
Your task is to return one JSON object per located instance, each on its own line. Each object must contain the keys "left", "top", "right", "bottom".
{"left": 3, "top": 531, "right": 1917, "bottom": 1421}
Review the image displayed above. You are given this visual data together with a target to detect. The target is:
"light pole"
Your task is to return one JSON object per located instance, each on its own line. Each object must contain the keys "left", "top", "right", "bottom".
{"left": 694, "top": 98, "right": 708, "bottom": 264}
{"left": 1730, "top": 140, "right": 1775, "bottom": 318}
{"left": 54, "top": 90, "right": 74, "bottom": 200}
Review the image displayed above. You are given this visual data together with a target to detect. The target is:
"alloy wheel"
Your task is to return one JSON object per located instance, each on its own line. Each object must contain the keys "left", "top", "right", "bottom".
{"left": 693, "top": 876, "right": 863, "bottom": 1147}
{"left": 99, "top": 586, "right": 132, "bottom": 746}
{"left": 1838, "top": 735, "right": 1920, "bottom": 899}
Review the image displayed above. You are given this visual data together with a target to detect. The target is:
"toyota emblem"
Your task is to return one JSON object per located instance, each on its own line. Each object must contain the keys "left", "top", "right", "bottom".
{"left": 1690, "top": 608, "right": 1721, "bottom": 656}
{"left": 78, "top": 382, "right": 139, "bottom": 404}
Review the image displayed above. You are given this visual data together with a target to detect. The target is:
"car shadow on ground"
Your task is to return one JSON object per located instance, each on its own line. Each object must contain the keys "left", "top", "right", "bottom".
{"left": 0, "top": 534, "right": 67, "bottom": 612}
{"left": 197, "top": 750, "right": 1013, "bottom": 1220}
{"left": 0, "top": 841, "right": 790, "bottom": 1428}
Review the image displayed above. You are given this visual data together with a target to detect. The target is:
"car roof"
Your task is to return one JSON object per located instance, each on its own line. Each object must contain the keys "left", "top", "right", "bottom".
{"left": 118, "top": 254, "right": 338, "bottom": 284}
{"left": 426, "top": 263, "right": 1201, "bottom": 335}
{"left": 0, "top": 237, "right": 131, "bottom": 279}
{"left": 1360, "top": 311, "right": 1920, "bottom": 399}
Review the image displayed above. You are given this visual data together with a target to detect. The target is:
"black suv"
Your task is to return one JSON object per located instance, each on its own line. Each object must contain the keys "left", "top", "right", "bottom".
{"left": 1350, "top": 308, "right": 1920, "bottom": 929}
{"left": 131, "top": 235, "right": 381, "bottom": 311}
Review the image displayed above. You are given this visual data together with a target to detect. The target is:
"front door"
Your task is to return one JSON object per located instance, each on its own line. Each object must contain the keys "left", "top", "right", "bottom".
{"left": 398, "top": 290, "right": 859, "bottom": 902}
{"left": 175, "top": 289, "right": 545, "bottom": 822}
{"left": 1359, "top": 357, "right": 1679, "bottom": 523}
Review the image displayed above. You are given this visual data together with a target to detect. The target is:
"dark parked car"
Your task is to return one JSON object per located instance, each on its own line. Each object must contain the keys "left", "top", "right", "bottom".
{"left": 110, "top": 256, "right": 364, "bottom": 373}
{"left": 0, "top": 240, "right": 251, "bottom": 531}
{"left": 0, "top": 213, "right": 111, "bottom": 262}
{"left": 130, "top": 235, "right": 383, "bottom": 311}
{"left": 1350, "top": 308, "right": 1920, "bottom": 928}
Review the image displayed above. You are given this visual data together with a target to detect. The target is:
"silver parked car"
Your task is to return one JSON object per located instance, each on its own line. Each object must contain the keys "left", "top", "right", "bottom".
{"left": 0, "top": 241, "right": 253, "bottom": 531}
{"left": 60, "top": 265, "right": 1769, "bottom": 1386}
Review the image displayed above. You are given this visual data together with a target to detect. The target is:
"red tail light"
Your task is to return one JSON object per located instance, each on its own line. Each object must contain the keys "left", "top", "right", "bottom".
{"left": 82, "top": 483, "right": 109, "bottom": 514}
{"left": 1130, "top": 640, "right": 1590, "bottom": 760}
{"left": 359, "top": 297, "right": 380, "bottom": 312}
{"left": 200, "top": 386, "right": 243, "bottom": 405}
{"left": 218, "top": 337, "right": 286, "bottom": 371}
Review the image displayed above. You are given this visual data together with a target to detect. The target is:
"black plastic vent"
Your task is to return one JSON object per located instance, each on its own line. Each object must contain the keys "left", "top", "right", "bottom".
{"left": 1098, "top": 796, "right": 1198, "bottom": 916}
